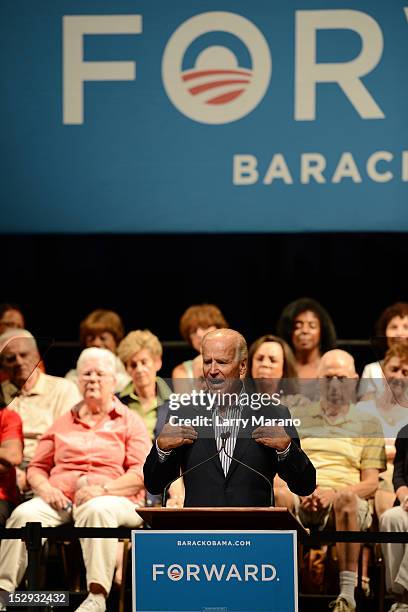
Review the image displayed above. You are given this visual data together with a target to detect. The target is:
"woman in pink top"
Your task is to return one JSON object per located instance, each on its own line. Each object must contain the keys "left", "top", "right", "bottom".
{"left": 0, "top": 347, "right": 151, "bottom": 612}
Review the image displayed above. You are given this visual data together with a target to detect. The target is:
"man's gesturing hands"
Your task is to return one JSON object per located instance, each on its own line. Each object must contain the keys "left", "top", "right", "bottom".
{"left": 157, "top": 423, "right": 291, "bottom": 452}
{"left": 157, "top": 423, "right": 198, "bottom": 451}
{"left": 252, "top": 425, "right": 291, "bottom": 452}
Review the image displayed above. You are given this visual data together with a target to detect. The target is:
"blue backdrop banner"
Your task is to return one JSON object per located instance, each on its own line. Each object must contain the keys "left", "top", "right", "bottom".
{"left": 1, "top": 1, "right": 407, "bottom": 232}
{"left": 132, "top": 530, "right": 298, "bottom": 612}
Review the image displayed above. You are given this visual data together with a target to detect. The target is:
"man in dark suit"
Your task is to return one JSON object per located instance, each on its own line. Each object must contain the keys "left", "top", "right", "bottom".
{"left": 143, "top": 329, "right": 315, "bottom": 507}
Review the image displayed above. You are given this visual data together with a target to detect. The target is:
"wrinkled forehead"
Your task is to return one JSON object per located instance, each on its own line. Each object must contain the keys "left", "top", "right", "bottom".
{"left": 129, "top": 348, "right": 155, "bottom": 361}
{"left": 78, "top": 355, "right": 114, "bottom": 374}
{"left": 202, "top": 335, "right": 239, "bottom": 360}
{"left": 319, "top": 360, "right": 353, "bottom": 377}
{"left": 1, "top": 336, "right": 37, "bottom": 355}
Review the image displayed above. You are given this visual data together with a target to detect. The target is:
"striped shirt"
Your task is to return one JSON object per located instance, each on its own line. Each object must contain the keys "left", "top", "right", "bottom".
{"left": 214, "top": 403, "right": 243, "bottom": 476}
{"left": 213, "top": 395, "right": 291, "bottom": 475}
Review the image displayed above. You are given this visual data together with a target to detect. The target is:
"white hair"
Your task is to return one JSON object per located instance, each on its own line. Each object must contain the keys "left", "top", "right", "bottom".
{"left": 77, "top": 347, "right": 116, "bottom": 373}
{"left": 202, "top": 328, "right": 248, "bottom": 361}
{"left": 0, "top": 329, "right": 38, "bottom": 353}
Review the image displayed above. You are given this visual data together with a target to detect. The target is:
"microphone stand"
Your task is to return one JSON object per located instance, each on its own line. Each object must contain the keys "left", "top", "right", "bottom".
{"left": 222, "top": 445, "right": 275, "bottom": 507}
{"left": 162, "top": 435, "right": 229, "bottom": 507}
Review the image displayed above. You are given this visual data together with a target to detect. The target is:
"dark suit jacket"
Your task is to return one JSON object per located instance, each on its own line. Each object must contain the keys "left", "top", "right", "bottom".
{"left": 393, "top": 423, "right": 408, "bottom": 496}
{"left": 143, "top": 400, "right": 316, "bottom": 507}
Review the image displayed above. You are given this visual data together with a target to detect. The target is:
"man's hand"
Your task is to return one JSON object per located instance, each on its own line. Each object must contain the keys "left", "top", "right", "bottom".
{"left": 385, "top": 439, "right": 396, "bottom": 463}
{"left": 252, "top": 426, "right": 291, "bottom": 451}
{"left": 166, "top": 496, "right": 184, "bottom": 508}
{"left": 36, "top": 482, "right": 71, "bottom": 511}
{"left": 74, "top": 485, "right": 105, "bottom": 507}
{"left": 16, "top": 467, "right": 28, "bottom": 492}
{"left": 315, "top": 487, "right": 337, "bottom": 509}
{"left": 299, "top": 487, "right": 337, "bottom": 512}
{"left": 299, "top": 490, "right": 320, "bottom": 512}
{"left": 157, "top": 423, "right": 198, "bottom": 451}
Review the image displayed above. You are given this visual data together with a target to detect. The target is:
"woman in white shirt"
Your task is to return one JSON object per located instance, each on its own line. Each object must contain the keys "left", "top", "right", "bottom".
{"left": 358, "top": 343, "right": 408, "bottom": 517}
{"left": 359, "top": 302, "right": 408, "bottom": 400}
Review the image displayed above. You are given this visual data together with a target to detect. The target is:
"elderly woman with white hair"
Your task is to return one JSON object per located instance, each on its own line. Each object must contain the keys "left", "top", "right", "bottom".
{"left": 0, "top": 347, "right": 151, "bottom": 612}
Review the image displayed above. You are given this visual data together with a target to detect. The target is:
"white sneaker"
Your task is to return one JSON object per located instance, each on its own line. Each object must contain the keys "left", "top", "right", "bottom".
{"left": 75, "top": 593, "right": 106, "bottom": 612}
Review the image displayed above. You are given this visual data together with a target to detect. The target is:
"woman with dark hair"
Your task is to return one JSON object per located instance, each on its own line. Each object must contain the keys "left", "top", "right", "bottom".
{"left": 0, "top": 304, "right": 25, "bottom": 335}
{"left": 247, "top": 334, "right": 298, "bottom": 396}
{"left": 247, "top": 334, "right": 308, "bottom": 508}
{"left": 276, "top": 297, "right": 337, "bottom": 379}
{"left": 359, "top": 302, "right": 408, "bottom": 400}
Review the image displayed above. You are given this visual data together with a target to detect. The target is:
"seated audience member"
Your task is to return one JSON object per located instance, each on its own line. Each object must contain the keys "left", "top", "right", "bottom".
{"left": 172, "top": 303, "right": 227, "bottom": 392}
{"left": 0, "top": 347, "right": 151, "bottom": 612}
{"left": 66, "top": 309, "right": 130, "bottom": 394}
{"left": 276, "top": 298, "right": 337, "bottom": 393}
{"left": 0, "top": 304, "right": 25, "bottom": 335}
{"left": 0, "top": 329, "right": 81, "bottom": 491}
{"left": 358, "top": 344, "right": 408, "bottom": 517}
{"left": 380, "top": 423, "right": 408, "bottom": 611}
{"left": 118, "top": 330, "right": 171, "bottom": 440}
{"left": 247, "top": 334, "right": 298, "bottom": 396}
{"left": 0, "top": 406, "right": 23, "bottom": 525}
{"left": 289, "top": 349, "right": 386, "bottom": 612}
{"left": 0, "top": 305, "right": 26, "bottom": 383}
{"left": 247, "top": 334, "right": 307, "bottom": 507}
{"left": 359, "top": 302, "right": 408, "bottom": 400}
{"left": 118, "top": 331, "right": 182, "bottom": 506}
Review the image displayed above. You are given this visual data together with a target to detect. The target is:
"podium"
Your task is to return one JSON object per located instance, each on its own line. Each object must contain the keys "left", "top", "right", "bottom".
{"left": 133, "top": 508, "right": 305, "bottom": 611}
{"left": 137, "top": 506, "right": 306, "bottom": 532}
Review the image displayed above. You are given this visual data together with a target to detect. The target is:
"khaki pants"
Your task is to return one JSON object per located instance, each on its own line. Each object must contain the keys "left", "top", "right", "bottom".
{"left": 380, "top": 506, "right": 408, "bottom": 595}
{"left": 0, "top": 496, "right": 142, "bottom": 594}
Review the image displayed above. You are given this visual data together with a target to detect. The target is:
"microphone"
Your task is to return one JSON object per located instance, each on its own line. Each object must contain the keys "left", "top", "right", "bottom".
{"left": 161, "top": 432, "right": 230, "bottom": 507}
{"left": 221, "top": 436, "right": 275, "bottom": 507}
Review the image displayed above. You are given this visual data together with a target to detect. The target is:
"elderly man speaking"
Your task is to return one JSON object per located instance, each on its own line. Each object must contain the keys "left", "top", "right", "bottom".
{"left": 144, "top": 328, "right": 315, "bottom": 507}
{"left": 0, "top": 347, "right": 151, "bottom": 612}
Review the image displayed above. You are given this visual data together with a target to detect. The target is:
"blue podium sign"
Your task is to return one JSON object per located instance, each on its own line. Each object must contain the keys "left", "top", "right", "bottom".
{"left": 132, "top": 530, "right": 298, "bottom": 612}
